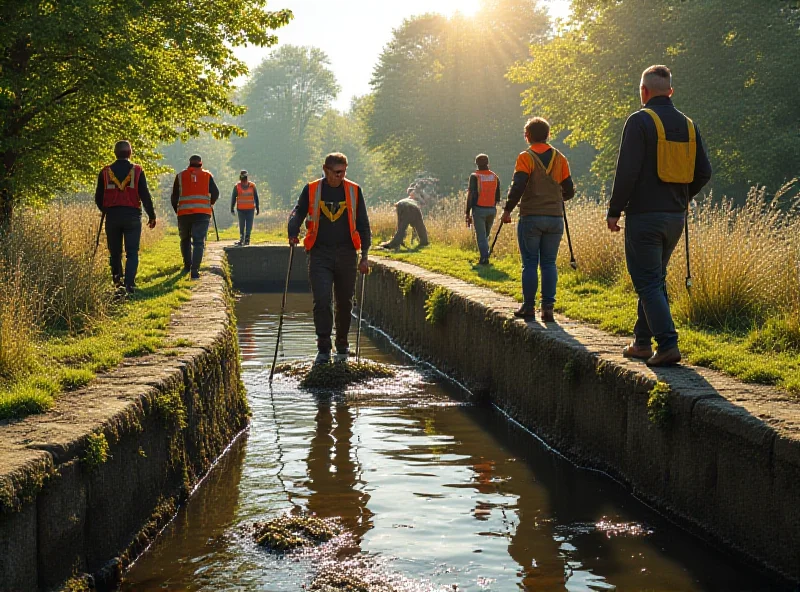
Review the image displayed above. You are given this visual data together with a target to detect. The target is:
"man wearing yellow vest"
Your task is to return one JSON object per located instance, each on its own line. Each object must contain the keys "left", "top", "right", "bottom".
{"left": 501, "top": 117, "right": 575, "bottom": 322}
{"left": 230, "top": 170, "right": 260, "bottom": 246}
{"left": 288, "top": 152, "right": 371, "bottom": 366}
{"left": 607, "top": 65, "right": 712, "bottom": 366}
{"left": 170, "top": 154, "right": 220, "bottom": 280}
{"left": 465, "top": 154, "right": 501, "bottom": 265}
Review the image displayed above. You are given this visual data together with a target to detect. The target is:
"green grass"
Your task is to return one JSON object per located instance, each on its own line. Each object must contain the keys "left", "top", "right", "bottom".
{"left": 0, "top": 230, "right": 194, "bottom": 420}
{"left": 380, "top": 244, "right": 800, "bottom": 397}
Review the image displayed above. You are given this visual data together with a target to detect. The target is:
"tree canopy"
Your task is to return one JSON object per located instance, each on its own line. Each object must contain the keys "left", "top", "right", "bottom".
{"left": 233, "top": 45, "right": 340, "bottom": 207}
{"left": 508, "top": 0, "right": 800, "bottom": 196}
{"left": 0, "top": 0, "right": 291, "bottom": 223}
{"left": 364, "top": 0, "right": 550, "bottom": 194}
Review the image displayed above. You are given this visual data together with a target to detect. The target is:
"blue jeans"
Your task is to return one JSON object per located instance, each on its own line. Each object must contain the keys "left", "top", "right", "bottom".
{"left": 517, "top": 215, "right": 564, "bottom": 308}
{"left": 625, "top": 212, "right": 685, "bottom": 350}
{"left": 178, "top": 214, "right": 211, "bottom": 273}
{"left": 237, "top": 209, "right": 254, "bottom": 243}
{"left": 472, "top": 206, "right": 496, "bottom": 260}
{"left": 105, "top": 209, "right": 142, "bottom": 287}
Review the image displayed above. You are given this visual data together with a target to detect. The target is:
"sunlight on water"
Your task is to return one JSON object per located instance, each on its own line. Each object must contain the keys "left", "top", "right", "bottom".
{"left": 121, "top": 293, "right": 785, "bottom": 592}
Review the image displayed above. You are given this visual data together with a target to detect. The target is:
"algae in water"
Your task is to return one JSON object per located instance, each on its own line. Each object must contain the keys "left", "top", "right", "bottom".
{"left": 273, "top": 361, "right": 395, "bottom": 389}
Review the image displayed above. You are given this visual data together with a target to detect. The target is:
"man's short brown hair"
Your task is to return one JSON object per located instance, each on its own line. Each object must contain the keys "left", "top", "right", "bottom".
{"left": 641, "top": 65, "right": 672, "bottom": 93}
{"left": 475, "top": 154, "right": 489, "bottom": 169}
{"left": 114, "top": 140, "right": 132, "bottom": 159}
{"left": 324, "top": 152, "right": 348, "bottom": 168}
{"left": 524, "top": 117, "right": 550, "bottom": 143}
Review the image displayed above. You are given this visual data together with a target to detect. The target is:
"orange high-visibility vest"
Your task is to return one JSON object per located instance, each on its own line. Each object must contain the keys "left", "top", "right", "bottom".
{"left": 474, "top": 169, "right": 498, "bottom": 207}
{"left": 303, "top": 178, "right": 362, "bottom": 252}
{"left": 235, "top": 182, "right": 256, "bottom": 210}
{"left": 102, "top": 164, "right": 142, "bottom": 209}
{"left": 177, "top": 168, "right": 213, "bottom": 216}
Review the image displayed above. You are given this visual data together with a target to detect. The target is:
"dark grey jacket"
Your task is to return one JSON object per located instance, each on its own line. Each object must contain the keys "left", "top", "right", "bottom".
{"left": 608, "top": 96, "right": 712, "bottom": 218}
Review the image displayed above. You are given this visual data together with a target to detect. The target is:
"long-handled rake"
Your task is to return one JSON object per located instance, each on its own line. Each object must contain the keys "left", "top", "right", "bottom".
{"left": 269, "top": 245, "right": 295, "bottom": 382}
{"left": 684, "top": 209, "right": 692, "bottom": 290}
{"left": 211, "top": 207, "right": 220, "bottom": 241}
{"left": 562, "top": 201, "right": 577, "bottom": 270}
{"left": 355, "top": 270, "right": 367, "bottom": 363}
{"left": 489, "top": 221, "right": 504, "bottom": 257}
{"left": 92, "top": 213, "right": 106, "bottom": 258}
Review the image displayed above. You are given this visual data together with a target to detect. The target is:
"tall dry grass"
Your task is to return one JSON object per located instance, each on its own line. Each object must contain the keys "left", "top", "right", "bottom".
{"left": 368, "top": 185, "right": 800, "bottom": 340}
{"left": 0, "top": 202, "right": 165, "bottom": 383}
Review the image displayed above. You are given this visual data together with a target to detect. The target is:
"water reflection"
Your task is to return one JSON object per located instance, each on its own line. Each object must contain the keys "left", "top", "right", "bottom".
{"left": 121, "top": 293, "right": 789, "bottom": 592}
{"left": 303, "top": 395, "right": 373, "bottom": 549}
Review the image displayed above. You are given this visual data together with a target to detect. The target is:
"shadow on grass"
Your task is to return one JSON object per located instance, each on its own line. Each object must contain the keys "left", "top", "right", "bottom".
{"left": 130, "top": 271, "right": 186, "bottom": 301}
{"left": 473, "top": 263, "right": 511, "bottom": 282}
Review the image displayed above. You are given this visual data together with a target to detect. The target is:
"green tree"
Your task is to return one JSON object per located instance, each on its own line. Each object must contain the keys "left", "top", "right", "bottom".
{"left": 302, "top": 98, "right": 409, "bottom": 205}
{"left": 509, "top": 0, "right": 800, "bottom": 196}
{"left": 233, "top": 46, "right": 340, "bottom": 207}
{"left": 158, "top": 133, "right": 259, "bottom": 228}
{"left": 365, "top": 1, "right": 550, "bottom": 194}
{"left": 0, "top": 0, "right": 291, "bottom": 224}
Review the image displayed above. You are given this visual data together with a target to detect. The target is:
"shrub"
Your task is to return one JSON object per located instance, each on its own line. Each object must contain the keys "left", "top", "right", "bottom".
{"left": 424, "top": 286, "right": 451, "bottom": 324}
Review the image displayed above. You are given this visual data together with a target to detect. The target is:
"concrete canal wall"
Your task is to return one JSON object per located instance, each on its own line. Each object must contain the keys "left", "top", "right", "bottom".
{"left": 363, "top": 258, "right": 800, "bottom": 584}
{"left": 0, "top": 246, "right": 248, "bottom": 591}
{"left": 226, "top": 245, "right": 800, "bottom": 583}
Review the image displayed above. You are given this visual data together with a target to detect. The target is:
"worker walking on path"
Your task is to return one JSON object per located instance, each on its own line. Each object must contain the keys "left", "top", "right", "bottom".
{"left": 607, "top": 65, "right": 711, "bottom": 367}
{"left": 230, "top": 170, "right": 260, "bottom": 246}
{"left": 465, "top": 154, "right": 501, "bottom": 265}
{"left": 288, "top": 153, "right": 371, "bottom": 366}
{"left": 94, "top": 140, "right": 157, "bottom": 295}
{"left": 171, "top": 154, "right": 220, "bottom": 280}
{"left": 502, "top": 117, "right": 575, "bottom": 322}
{"left": 378, "top": 179, "right": 429, "bottom": 250}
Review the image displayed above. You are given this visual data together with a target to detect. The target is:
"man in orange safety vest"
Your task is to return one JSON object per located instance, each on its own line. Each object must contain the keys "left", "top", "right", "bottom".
{"left": 171, "top": 154, "right": 220, "bottom": 279}
{"left": 288, "top": 152, "right": 371, "bottom": 366}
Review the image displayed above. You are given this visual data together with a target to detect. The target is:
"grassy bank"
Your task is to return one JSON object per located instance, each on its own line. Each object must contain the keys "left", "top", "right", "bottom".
{"left": 0, "top": 205, "right": 195, "bottom": 420}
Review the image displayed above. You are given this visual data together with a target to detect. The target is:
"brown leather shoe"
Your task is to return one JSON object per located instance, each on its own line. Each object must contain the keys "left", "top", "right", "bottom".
{"left": 622, "top": 342, "right": 653, "bottom": 360}
{"left": 646, "top": 347, "right": 682, "bottom": 367}
{"left": 541, "top": 305, "right": 555, "bottom": 323}
{"left": 513, "top": 306, "right": 536, "bottom": 319}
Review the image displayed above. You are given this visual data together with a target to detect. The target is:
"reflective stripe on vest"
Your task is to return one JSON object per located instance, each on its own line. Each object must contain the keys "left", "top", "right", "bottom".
{"left": 236, "top": 182, "right": 256, "bottom": 210}
{"left": 303, "top": 178, "right": 362, "bottom": 252}
{"left": 102, "top": 164, "right": 142, "bottom": 209}
{"left": 475, "top": 170, "right": 498, "bottom": 208}
{"left": 177, "top": 168, "right": 212, "bottom": 216}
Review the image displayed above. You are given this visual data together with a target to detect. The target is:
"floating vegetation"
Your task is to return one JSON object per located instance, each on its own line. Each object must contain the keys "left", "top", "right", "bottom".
{"left": 248, "top": 514, "right": 341, "bottom": 552}
{"left": 273, "top": 360, "right": 396, "bottom": 389}
{"left": 310, "top": 562, "right": 399, "bottom": 592}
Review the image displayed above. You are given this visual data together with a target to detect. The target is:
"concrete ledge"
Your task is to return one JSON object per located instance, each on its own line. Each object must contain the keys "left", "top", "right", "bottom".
{"left": 226, "top": 244, "right": 308, "bottom": 292}
{"left": 362, "top": 257, "right": 800, "bottom": 583}
{"left": 0, "top": 245, "right": 248, "bottom": 591}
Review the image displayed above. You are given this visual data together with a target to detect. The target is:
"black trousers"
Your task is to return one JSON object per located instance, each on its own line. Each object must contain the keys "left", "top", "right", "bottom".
{"left": 308, "top": 246, "right": 358, "bottom": 353}
{"left": 105, "top": 209, "right": 142, "bottom": 287}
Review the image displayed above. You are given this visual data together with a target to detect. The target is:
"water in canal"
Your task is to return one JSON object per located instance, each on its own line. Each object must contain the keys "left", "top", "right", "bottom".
{"left": 122, "top": 293, "right": 783, "bottom": 591}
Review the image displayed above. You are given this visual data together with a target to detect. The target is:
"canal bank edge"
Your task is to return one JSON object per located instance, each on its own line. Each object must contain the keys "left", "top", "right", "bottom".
{"left": 362, "top": 257, "right": 800, "bottom": 584}
{"left": 0, "top": 244, "right": 248, "bottom": 592}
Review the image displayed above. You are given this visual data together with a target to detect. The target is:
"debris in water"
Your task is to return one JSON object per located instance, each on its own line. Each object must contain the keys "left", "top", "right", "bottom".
{"left": 274, "top": 360, "right": 396, "bottom": 389}
{"left": 248, "top": 514, "right": 341, "bottom": 552}
{"left": 310, "top": 562, "right": 396, "bottom": 592}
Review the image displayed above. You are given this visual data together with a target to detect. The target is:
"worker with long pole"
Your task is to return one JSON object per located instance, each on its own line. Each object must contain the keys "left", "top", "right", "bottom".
{"left": 93, "top": 140, "right": 157, "bottom": 294}
{"left": 500, "top": 117, "right": 576, "bottom": 323}
{"left": 171, "top": 154, "right": 220, "bottom": 280}
{"left": 287, "top": 152, "right": 372, "bottom": 366}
